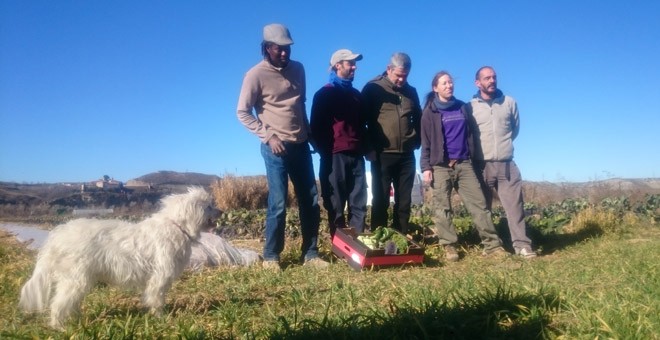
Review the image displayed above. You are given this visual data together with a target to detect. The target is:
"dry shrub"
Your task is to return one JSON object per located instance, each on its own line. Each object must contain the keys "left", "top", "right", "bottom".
{"left": 211, "top": 174, "right": 297, "bottom": 211}
{"left": 212, "top": 175, "right": 266, "bottom": 210}
{"left": 564, "top": 207, "right": 620, "bottom": 235}
{"left": 621, "top": 211, "right": 642, "bottom": 228}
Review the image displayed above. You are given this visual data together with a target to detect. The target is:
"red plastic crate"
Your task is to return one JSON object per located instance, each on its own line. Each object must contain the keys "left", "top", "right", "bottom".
{"left": 331, "top": 228, "right": 425, "bottom": 271}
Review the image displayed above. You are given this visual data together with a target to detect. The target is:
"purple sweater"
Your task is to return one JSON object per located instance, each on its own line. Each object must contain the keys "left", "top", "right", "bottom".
{"left": 420, "top": 98, "right": 474, "bottom": 171}
{"left": 310, "top": 83, "right": 367, "bottom": 156}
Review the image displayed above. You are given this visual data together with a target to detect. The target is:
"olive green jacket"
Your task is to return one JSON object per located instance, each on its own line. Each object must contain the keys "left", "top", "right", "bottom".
{"left": 361, "top": 75, "right": 421, "bottom": 154}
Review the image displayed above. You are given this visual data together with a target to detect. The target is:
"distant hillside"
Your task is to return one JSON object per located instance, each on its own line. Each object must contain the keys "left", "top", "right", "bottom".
{"left": 1, "top": 172, "right": 659, "bottom": 225}
{"left": 132, "top": 171, "right": 221, "bottom": 186}
{"left": 522, "top": 178, "right": 660, "bottom": 203}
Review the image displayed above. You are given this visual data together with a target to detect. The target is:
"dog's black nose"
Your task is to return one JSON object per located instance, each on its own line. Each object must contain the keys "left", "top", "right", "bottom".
{"left": 211, "top": 207, "right": 222, "bottom": 219}
{"left": 205, "top": 205, "right": 222, "bottom": 219}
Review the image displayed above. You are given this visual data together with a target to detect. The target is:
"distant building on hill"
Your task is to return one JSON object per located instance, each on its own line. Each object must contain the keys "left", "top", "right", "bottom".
{"left": 81, "top": 175, "right": 123, "bottom": 192}
{"left": 124, "top": 180, "right": 152, "bottom": 189}
{"left": 95, "top": 177, "right": 122, "bottom": 189}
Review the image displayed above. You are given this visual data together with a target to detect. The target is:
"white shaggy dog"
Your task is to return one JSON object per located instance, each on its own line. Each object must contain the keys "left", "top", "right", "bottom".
{"left": 19, "top": 187, "right": 221, "bottom": 329}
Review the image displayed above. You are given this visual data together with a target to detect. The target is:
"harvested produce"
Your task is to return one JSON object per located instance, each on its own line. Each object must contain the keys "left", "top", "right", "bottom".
{"left": 356, "top": 226, "right": 409, "bottom": 253}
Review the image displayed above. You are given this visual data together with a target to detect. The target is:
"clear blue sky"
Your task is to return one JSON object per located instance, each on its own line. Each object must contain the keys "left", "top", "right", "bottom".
{"left": 1, "top": 1, "right": 659, "bottom": 184}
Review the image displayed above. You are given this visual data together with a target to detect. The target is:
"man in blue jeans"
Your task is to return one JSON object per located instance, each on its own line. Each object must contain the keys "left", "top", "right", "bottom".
{"left": 236, "top": 23, "right": 328, "bottom": 271}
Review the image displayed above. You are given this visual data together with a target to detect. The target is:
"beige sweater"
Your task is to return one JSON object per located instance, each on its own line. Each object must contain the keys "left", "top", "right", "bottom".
{"left": 236, "top": 59, "right": 309, "bottom": 143}
{"left": 467, "top": 91, "right": 519, "bottom": 162}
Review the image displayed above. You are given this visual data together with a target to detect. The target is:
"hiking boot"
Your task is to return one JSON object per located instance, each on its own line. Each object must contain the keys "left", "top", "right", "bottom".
{"left": 443, "top": 244, "right": 459, "bottom": 262}
{"left": 304, "top": 257, "right": 330, "bottom": 269}
{"left": 515, "top": 247, "right": 538, "bottom": 259}
{"left": 482, "top": 246, "right": 508, "bottom": 258}
{"left": 262, "top": 260, "right": 281, "bottom": 272}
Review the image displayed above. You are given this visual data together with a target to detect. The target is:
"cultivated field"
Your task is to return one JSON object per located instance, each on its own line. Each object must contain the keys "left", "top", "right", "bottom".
{"left": 1, "top": 175, "right": 658, "bottom": 338}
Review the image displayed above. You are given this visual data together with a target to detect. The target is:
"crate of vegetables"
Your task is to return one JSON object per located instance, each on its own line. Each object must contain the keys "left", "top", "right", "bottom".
{"left": 331, "top": 227, "right": 425, "bottom": 271}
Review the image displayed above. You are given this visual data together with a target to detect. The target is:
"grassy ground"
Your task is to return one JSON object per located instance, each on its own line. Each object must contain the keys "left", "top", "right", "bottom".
{"left": 1, "top": 218, "right": 658, "bottom": 339}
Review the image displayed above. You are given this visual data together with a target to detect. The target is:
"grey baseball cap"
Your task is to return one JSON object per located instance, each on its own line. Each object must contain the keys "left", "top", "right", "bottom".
{"left": 330, "top": 49, "right": 362, "bottom": 66}
{"left": 263, "top": 23, "right": 294, "bottom": 46}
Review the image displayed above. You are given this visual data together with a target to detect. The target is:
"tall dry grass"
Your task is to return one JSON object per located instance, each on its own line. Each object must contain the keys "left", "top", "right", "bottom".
{"left": 211, "top": 174, "right": 297, "bottom": 211}
{"left": 565, "top": 207, "right": 642, "bottom": 236}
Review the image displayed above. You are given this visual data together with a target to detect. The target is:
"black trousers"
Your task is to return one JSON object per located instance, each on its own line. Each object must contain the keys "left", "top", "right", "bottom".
{"left": 319, "top": 152, "right": 368, "bottom": 236}
{"left": 370, "top": 152, "right": 416, "bottom": 233}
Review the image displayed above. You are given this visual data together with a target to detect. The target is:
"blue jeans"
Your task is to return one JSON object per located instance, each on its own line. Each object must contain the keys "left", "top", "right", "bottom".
{"left": 261, "top": 142, "right": 320, "bottom": 262}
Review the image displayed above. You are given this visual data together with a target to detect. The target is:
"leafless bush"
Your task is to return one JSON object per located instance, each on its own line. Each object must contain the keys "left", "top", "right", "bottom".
{"left": 211, "top": 174, "right": 297, "bottom": 211}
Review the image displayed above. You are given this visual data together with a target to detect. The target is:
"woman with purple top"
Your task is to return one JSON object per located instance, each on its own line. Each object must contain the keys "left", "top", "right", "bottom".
{"left": 420, "top": 71, "right": 504, "bottom": 262}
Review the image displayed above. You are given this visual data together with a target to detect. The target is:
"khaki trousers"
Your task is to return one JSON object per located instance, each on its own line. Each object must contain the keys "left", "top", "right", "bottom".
{"left": 428, "top": 162, "right": 502, "bottom": 250}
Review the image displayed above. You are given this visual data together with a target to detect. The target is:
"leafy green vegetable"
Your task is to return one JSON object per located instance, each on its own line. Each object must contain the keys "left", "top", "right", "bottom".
{"left": 356, "top": 235, "right": 377, "bottom": 249}
{"left": 357, "top": 227, "right": 409, "bottom": 253}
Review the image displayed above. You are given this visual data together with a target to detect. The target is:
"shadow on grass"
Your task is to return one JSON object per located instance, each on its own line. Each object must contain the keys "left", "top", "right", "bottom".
{"left": 382, "top": 218, "right": 605, "bottom": 262}
{"left": 483, "top": 217, "right": 605, "bottom": 256}
{"left": 532, "top": 225, "right": 604, "bottom": 255}
{"left": 269, "top": 286, "right": 560, "bottom": 340}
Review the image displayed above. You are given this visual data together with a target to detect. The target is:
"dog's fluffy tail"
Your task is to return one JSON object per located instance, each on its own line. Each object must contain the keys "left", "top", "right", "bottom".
{"left": 19, "top": 260, "right": 51, "bottom": 312}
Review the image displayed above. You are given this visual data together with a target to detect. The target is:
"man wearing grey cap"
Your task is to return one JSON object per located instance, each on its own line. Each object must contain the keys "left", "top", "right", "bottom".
{"left": 237, "top": 23, "right": 328, "bottom": 271}
{"left": 311, "top": 49, "right": 369, "bottom": 238}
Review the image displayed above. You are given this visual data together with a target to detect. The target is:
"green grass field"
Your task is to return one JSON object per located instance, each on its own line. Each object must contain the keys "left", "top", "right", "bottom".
{"left": 1, "top": 206, "right": 658, "bottom": 339}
